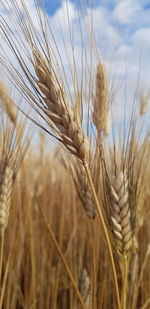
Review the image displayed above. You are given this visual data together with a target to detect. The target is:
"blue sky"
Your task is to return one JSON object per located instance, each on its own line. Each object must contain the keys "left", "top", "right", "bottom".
{"left": 44, "top": 0, "right": 61, "bottom": 15}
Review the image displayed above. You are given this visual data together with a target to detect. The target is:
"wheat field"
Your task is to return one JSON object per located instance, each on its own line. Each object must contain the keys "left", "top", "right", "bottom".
{"left": 0, "top": 1, "right": 150, "bottom": 309}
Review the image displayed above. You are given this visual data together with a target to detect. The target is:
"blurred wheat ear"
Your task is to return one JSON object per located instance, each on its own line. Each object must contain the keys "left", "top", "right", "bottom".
{"left": 93, "top": 62, "right": 110, "bottom": 138}
{"left": 0, "top": 81, "right": 29, "bottom": 287}
{"left": 140, "top": 93, "right": 149, "bottom": 116}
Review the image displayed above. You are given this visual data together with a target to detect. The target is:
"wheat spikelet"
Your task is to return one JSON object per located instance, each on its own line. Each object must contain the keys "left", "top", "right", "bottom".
{"left": 93, "top": 63, "right": 109, "bottom": 135}
{"left": 0, "top": 162, "right": 13, "bottom": 232}
{"left": 33, "top": 50, "right": 89, "bottom": 162}
{"left": 0, "top": 81, "right": 17, "bottom": 125}
{"left": 108, "top": 168, "right": 133, "bottom": 256}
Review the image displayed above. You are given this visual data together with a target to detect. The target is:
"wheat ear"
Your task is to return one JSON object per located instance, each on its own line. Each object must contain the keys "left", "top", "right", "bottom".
{"left": 110, "top": 169, "right": 133, "bottom": 256}
{"left": 104, "top": 165, "right": 133, "bottom": 309}
{"left": 93, "top": 63, "right": 109, "bottom": 136}
{"left": 0, "top": 161, "right": 13, "bottom": 283}
{"left": 0, "top": 81, "right": 17, "bottom": 125}
{"left": 140, "top": 93, "right": 149, "bottom": 116}
{"left": 69, "top": 158, "right": 96, "bottom": 219}
{"left": 0, "top": 163, "right": 13, "bottom": 233}
{"left": 79, "top": 268, "right": 90, "bottom": 308}
{"left": 33, "top": 50, "right": 88, "bottom": 162}
{"left": 34, "top": 50, "right": 95, "bottom": 218}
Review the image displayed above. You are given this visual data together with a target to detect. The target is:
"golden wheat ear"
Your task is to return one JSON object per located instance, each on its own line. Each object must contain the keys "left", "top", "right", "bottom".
{"left": 0, "top": 81, "right": 17, "bottom": 125}
{"left": 0, "top": 161, "right": 13, "bottom": 232}
{"left": 32, "top": 49, "right": 89, "bottom": 162}
{"left": 0, "top": 83, "right": 30, "bottom": 232}
{"left": 101, "top": 151, "right": 133, "bottom": 257}
{"left": 79, "top": 268, "right": 91, "bottom": 308}
{"left": 64, "top": 156, "right": 96, "bottom": 219}
{"left": 1, "top": 4, "right": 89, "bottom": 163}
{"left": 0, "top": 122, "right": 29, "bottom": 233}
{"left": 92, "top": 62, "right": 110, "bottom": 137}
{"left": 140, "top": 93, "right": 149, "bottom": 116}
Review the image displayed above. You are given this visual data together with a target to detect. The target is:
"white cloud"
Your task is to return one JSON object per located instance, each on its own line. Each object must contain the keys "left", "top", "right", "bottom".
{"left": 113, "top": 0, "right": 141, "bottom": 24}
{"left": 132, "top": 27, "right": 150, "bottom": 48}
{"left": 49, "top": 1, "right": 77, "bottom": 31}
{"left": 0, "top": 0, "right": 35, "bottom": 12}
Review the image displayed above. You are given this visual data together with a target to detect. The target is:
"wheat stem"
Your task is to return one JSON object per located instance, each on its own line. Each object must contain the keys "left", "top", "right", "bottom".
{"left": 141, "top": 297, "right": 150, "bottom": 309}
{"left": 121, "top": 255, "right": 128, "bottom": 309}
{"left": 91, "top": 222, "right": 96, "bottom": 309}
{"left": 83, "top": 163, "right": 121, "bottom": 309}
{"left": 131, "top": 246, "right": 150, "bottom": 309}
{"left": 39, "top": 205, "right": 86, "bottom": 309}
{"left": 28, "top": 200, "right": 36, "bottom": 309}
{"left": 0, "top": 250, "right": 12, "bottom": 309}
{"left": 0, "top": 232, "right": 4, "bottom": 285}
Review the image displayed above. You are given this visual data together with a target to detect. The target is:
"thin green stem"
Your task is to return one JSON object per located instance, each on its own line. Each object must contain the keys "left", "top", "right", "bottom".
{"left": 84, "top": 163, "right": 121, "bottom": 309}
